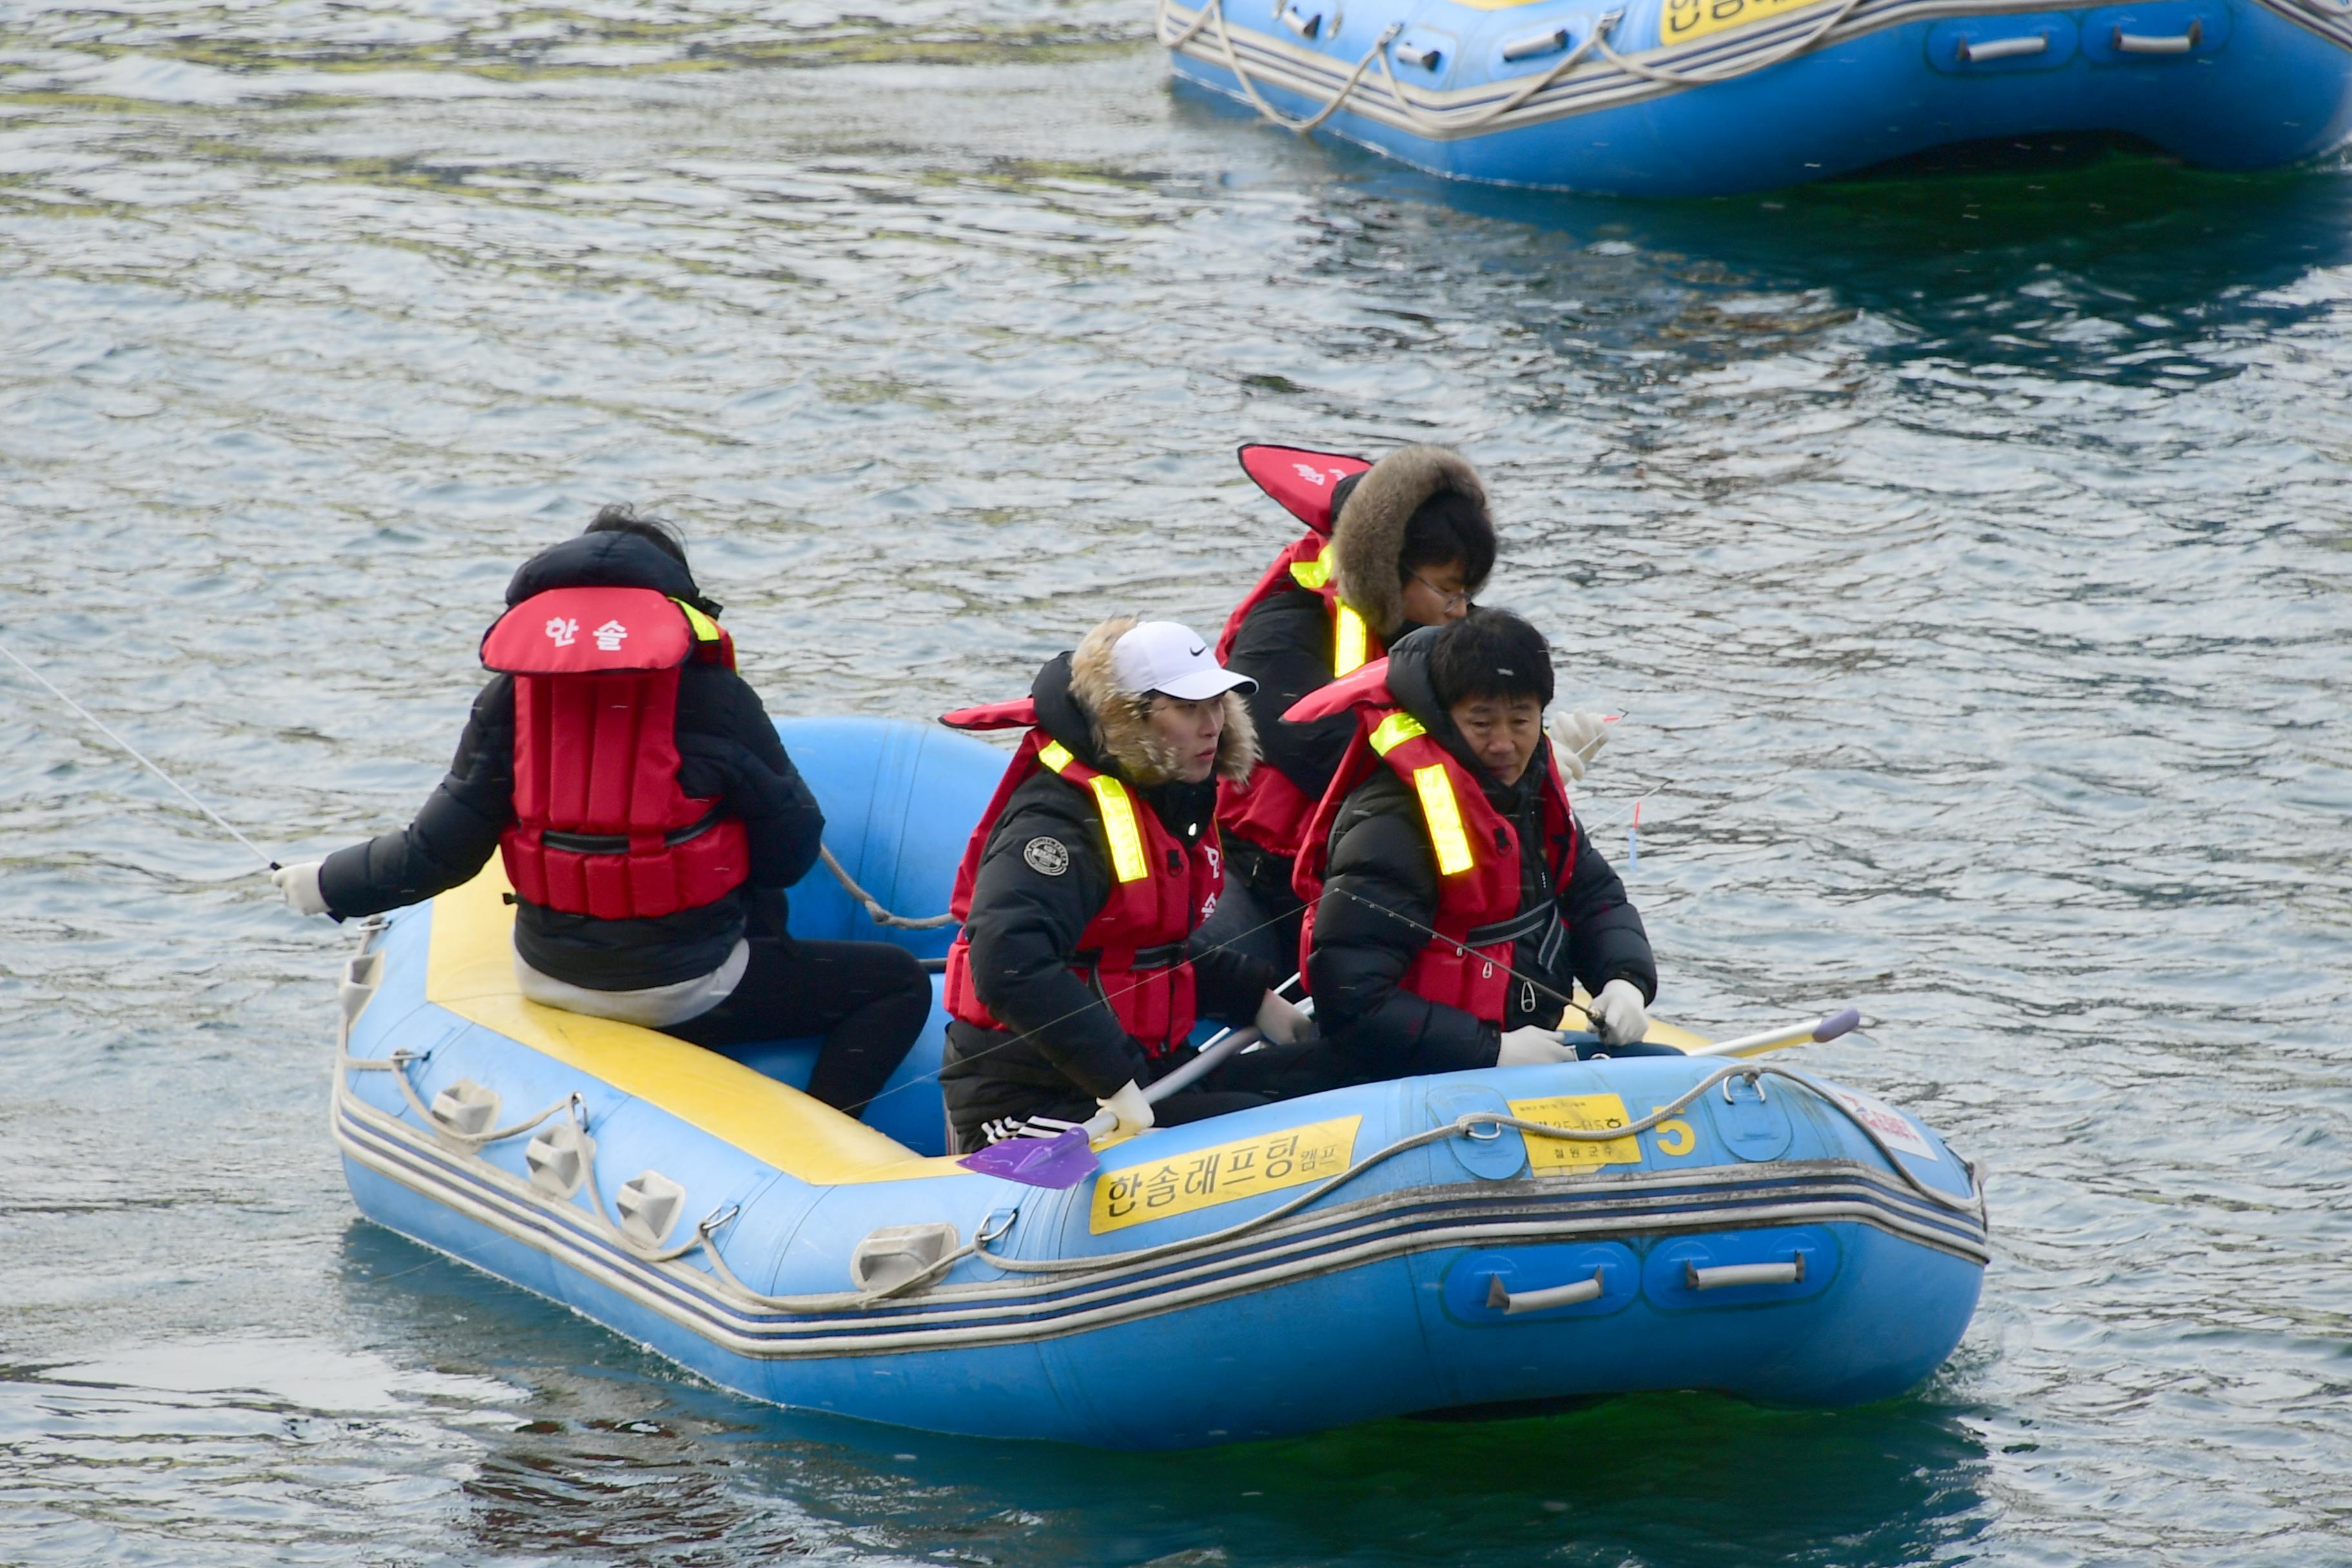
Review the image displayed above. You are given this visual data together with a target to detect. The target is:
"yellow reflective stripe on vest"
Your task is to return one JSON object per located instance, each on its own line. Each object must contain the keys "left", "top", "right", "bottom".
{"left": 671, "top": 598, "right": 723, "bottom": 643}
{"left": 1088, "top": 776, "right": 1149, "bottom": 883}
{"left": 1332, "top": 603, "right": 1369, "bottom": 676}
{"left": 1411, "top": 763, "right": 1476, "bottom": 876}
{"left": 1369, "top": 711, "right": 1427, "bottom": 756}
{"left": 1037, "top": 740, "right": 1148, "bottom": 883}
{"left": 1289, "top": 543, "right": 1335, "bottom": 591}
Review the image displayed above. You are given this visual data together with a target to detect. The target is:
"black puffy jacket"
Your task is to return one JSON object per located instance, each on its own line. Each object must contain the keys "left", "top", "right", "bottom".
{"left": 939, "top": 654, "right": 1278, "bottom": 1137}
{"left": 1304, "top": 634, "right": 1656, "bottom": 1083}
{"left": 316, "top": 532, "right": 827, "bottom": 991}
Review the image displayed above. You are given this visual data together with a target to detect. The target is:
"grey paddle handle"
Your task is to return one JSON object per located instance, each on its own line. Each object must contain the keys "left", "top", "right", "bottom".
{"left": 1685, "top": 1006, "right": 1861, "bottom": 1059}
{"left": 1144, "top": 1026, "right": 1264, "bottom": 1102}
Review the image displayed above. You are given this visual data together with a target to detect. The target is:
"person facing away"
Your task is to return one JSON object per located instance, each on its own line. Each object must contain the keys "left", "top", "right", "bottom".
{"left": 270, "top": 507, "right": 930, "bottom": 1116}
{"left": 1289, "top": 608, "right": 1672, "bottom": 1083}
{"left": 1201, "top": 444, "right": 1499, "bottom": 975}
{"left": 935, "top": 617, "right": 1323, "bottom": 1155}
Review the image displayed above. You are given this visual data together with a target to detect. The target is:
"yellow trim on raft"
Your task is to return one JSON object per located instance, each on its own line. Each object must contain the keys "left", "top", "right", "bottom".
{"left": 425, "top": 863, "right": 957, "bottom": 1185}
{"left": 424, "top": 874, "right": 1710, "bottom": 1181}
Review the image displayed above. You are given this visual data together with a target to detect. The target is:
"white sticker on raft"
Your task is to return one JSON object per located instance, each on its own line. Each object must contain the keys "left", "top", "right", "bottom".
{"left": 1824, "top": 1087, "right": 1939, "bottom": 1162}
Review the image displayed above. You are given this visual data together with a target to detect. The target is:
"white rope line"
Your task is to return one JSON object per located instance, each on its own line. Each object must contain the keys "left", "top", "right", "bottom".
{"left": 0, "top": 638, "right": 277, "bottom": 870}
{"left": 1589, "top": 0, "right": 1873, "bottom": 87}
{"left": 818, "top": 843, "right": 957, "bottom": 930}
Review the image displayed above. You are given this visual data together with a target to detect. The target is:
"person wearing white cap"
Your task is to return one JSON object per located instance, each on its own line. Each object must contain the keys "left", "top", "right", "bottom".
{"left": 934, "top": 617, "right": 1327, "bottom": 1153}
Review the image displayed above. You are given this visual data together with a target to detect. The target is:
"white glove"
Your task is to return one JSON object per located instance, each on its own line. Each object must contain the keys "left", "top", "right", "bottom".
{"left": 1496, "top": 1025, "right": 1574, "bottom": 1066}
{"left": 1590, "top": 979, "right": 1649, "bottom": 1046}
{"left": 272, "top": 860, "right": 331, "bottom": 917}
{"left": 1546, "top": 709, "right": 1609, "bottom": 783}
{"left": 1095, "top": 1080, "right": 1155, "bottom": 1140}
{"left": 1254, "top": 990, "right": 1309, "bottom": 1045}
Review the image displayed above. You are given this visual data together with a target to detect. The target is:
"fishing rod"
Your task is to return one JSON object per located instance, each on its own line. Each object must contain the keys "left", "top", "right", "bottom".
{"left": 1, "top": 639, "right": 279, "bottom": 872}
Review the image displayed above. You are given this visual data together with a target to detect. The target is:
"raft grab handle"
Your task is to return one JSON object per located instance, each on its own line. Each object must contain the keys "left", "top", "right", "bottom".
{"left": 1954, "top": 33, "right": 2047, "bottom": 61}
{"left": 1485, "top": 1269, "right": 1605, "bottom": 1313}
{"left": 1501, "top": 27, "right": 1569, "bottom": 61}
{"left": 1279, "top": 3, "right": 1333, "bottom": 39}
{"left": 2113, "top": 19, "right": 2200, "bottom": 52}
{"left": 1687, "top": 1256, "right": 1805, "bottom": 1290}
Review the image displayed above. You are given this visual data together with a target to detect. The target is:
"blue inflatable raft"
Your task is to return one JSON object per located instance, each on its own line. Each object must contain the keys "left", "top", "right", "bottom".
{"left": 329, "top": 717, "right": 1989, "bottom": 1448}
{"left": 1155, "top": 0, "right": 2352, "bottom": 194}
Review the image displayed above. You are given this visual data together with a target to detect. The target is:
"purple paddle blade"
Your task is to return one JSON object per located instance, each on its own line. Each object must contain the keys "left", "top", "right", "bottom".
{"left": 957, "top": 1128, "right": 1100, "bottom": 1189}
{"left": 1812, "top": 1007, "right": 1862, "bottom": 1042}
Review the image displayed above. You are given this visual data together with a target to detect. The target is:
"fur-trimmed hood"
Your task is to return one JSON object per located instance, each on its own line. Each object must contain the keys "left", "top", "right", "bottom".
{"left": 1067, "top": 615, "right": 1259, "bottom": 787}
{"left": 1331, "top": 444, "right": 1489, "bottom": 638}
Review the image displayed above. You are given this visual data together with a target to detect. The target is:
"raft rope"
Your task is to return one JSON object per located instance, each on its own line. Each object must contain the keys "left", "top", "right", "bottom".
{"left": 1588, "top": 0, "right": 1872, "bottom": 88}
{"left": 1158, "top": 0, "right": 1879, "bottom": 137}
{"left": 818, "top": 843, "right": 959, "bottom": 930}
{"left": 338, "top": 923, "right": 1979, "bottom": 1317}
{"left": 970, "top": 1058, "right": 1983, "bottom": 1280}
{"left": 1197, "top": 0, "right": 1409, "bottom": 136}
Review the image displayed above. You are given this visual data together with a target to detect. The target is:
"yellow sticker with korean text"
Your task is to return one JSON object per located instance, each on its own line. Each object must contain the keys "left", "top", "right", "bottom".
{"left": 1660, "top": 0, "right": 1830, "bottom": 47}
{"left": 1090, "top": 1116, "right": 1362, "bottom": 1234}
{"left": 1508, "top": 1093, "right": 1644, "bottom": 1173}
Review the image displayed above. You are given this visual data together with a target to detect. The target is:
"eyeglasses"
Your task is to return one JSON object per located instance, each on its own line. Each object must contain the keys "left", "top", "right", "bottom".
{"left": 1409, "top": 570, "right": 1472, "bottom": 612}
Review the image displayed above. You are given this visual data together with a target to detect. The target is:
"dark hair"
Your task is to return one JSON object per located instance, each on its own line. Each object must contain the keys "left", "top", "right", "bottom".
{"left": 583, "top": 503, "right": 689, "bottom": 568}
{"left": 1398, "top": 487, "right": 1496, "bottom": 588}
{"left": 1428, "top": 607, "right": 1553, "bottom": 710}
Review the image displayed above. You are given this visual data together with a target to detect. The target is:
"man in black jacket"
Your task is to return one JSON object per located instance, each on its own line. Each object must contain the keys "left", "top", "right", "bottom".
{"left": 271, "top": 509, "right": 929, "bottom": 1114}
{"left": 1304, "top": 612, "right": 1664, "bottom": 1083}
{"left": 939, "top": 618, "right": 1328, "bottom": 1152}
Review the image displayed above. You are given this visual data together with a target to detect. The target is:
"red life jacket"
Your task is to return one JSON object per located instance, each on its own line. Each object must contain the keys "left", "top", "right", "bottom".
{"left": 1213, "top": 444, "right": 1380, "bottom": 861}
{"left": 479, "top": 585, "right": 750, "bottom": 921}
{"left": 1288, "top": 660, "right": 1577, "bottom": 1024}
{"left": 936, "top": 700, "right": 1222, "bottom": 1058}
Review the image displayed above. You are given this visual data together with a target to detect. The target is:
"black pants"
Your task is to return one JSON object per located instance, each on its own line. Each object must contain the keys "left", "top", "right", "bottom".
{"left": 669, "top": 937, "right": 931, "bottom": 1115}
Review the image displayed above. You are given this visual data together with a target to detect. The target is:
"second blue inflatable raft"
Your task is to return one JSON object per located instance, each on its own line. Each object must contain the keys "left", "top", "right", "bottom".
{"left": 1156, "top": 0, "right": 2352, "bottom": 195}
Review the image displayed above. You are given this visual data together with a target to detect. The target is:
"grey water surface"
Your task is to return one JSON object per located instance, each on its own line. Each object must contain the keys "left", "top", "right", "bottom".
{"left": 4, "top": 3, "right": 2351, "bottom": 1563}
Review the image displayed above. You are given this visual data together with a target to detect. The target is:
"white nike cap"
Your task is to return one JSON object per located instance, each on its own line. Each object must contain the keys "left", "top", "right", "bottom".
{"left": 1112, "top": 621, "right": 1258, "bottom": 702}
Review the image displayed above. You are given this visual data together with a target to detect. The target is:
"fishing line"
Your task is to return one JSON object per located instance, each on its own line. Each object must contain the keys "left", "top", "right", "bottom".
{"left": 1317, "top": 881, "right": 1597, "bottom": 1024}
{"left": 854, "top": 896, "right": 1311, "bottom": 1113}
{"left": 1, "top": 638, "right": 279, "bottom": 870}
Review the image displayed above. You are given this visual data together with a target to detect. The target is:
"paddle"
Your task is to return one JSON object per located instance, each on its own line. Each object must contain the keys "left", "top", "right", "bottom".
{"left": 1683, "top": 1007, "right": 1861, "bottom": 1059}
{"left": 958, "top": 995, "right": 1313, "bottom": 1190}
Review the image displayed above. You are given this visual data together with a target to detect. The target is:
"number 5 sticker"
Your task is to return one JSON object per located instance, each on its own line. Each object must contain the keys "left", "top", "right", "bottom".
{"left": 1650, "top": 1107, "right": 1697, "bottom": 1157}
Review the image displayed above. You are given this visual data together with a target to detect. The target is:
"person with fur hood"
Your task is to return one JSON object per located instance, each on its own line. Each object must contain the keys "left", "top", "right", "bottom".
{"left": 936, "top": 618, "right": 1324, "bottom": 1153}
{"left": 1204, "top": 443, "right": 1606, "bottom": 975}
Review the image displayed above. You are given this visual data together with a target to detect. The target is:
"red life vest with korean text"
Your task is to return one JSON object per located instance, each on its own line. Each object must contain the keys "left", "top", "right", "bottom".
{"left": 937, "top": 700, "right": 1221, "bottom": 1057}
{"left": 480, "top": 585, "right": 750, "bottom": 921}
{"left": 1288, "top": 660, "right": 1576, "bottom": 1024}
{"left": 1213, "top": 444, "right": 1381, "bottom": 861}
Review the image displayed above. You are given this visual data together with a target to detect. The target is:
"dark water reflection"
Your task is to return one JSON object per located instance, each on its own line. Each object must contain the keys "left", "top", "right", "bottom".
{"left": 3, "top": 3, "right": 2350, "bottom": 1564}
{"left": 322, "top": 1230, "right": 1991, "bottom": 1567}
